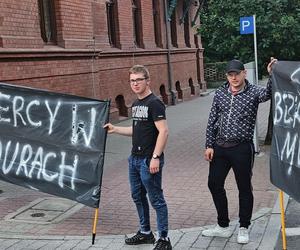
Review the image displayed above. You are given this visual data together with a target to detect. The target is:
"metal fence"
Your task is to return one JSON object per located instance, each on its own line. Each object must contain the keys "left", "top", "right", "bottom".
{"left": 204, "top": 62, "right": 227, "bottom": 82}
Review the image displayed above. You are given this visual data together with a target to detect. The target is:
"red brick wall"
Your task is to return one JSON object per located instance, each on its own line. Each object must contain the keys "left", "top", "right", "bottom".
{"left": 141, "top": 0, "right": 156, "bottom": 49}
{"left": 0, "top": 0, "right": 206, "bottom": 121}
{"left": 0, "top": 53, "right": 97, "bottom": 97}
{"left": 117, "top": 0, "right": 135, "bottom": 50}
{"left": 0, "top": 0, "right": 42, "bottom": 48}
{"left": 56, "top": 0, "right": 94, "bottom": 48}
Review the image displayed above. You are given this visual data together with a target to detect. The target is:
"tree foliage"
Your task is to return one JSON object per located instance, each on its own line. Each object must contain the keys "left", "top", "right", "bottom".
{"left": 199, "top": 0, "right": 300, "bottom": 75}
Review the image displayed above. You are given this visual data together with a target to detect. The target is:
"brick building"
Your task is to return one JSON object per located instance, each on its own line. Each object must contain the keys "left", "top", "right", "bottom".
{"left": 0, "top": 0, "right": 206, "bottom": 120}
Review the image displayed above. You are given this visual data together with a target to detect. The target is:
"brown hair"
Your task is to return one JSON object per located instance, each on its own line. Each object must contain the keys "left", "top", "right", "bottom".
{"left": 129, "top": 65, "right": 150, "bottom": 79}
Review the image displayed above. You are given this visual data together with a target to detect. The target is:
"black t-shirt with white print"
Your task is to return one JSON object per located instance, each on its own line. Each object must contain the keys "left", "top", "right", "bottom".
{"left": 131, "top": 93, "right": 166, "bottom": 157}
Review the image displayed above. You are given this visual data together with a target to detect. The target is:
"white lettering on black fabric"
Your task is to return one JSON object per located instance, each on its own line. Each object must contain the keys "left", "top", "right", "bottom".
{"left": 0, "top": 139, "right": 79, "bottom": 191}
{"left": 0, "top": 92, "right": 11, "bottom": 123}
{"left": 45, "top": 100, "right": 61, "bottom": 135}
{"left": 71, "top": 105, "right": 96, "bottom": 147}
{"left": 132, "top": 105, "right": 148, "bottom": 120}
{"left": 0, "top": 91, "right": 98, "bottom": 192}
{"left": 274, "top": 91, "right": 300, "bottom": 172}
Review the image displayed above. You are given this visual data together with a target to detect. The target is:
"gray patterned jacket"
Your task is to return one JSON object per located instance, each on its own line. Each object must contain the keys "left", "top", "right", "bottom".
{"left": 205, "top": 79, "right": 272, "bottom": 148}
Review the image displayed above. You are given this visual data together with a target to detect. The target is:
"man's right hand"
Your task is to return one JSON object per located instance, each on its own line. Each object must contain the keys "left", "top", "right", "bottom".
{"left": 103, "top": 123, "right": 133, "bottom": 136}
{"left": 204, "top": 148, "right": 214, "bottom": 162}
{"left": 103, "top": 123, "right": 115, "bottom": 134}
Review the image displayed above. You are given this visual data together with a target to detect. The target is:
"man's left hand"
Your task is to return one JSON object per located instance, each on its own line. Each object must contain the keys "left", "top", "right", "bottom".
{"left": 267, "top": 57, "right": 278, "bottom": 74}
{"left": 149, "top": 158, "right": 160, "bottom": 174}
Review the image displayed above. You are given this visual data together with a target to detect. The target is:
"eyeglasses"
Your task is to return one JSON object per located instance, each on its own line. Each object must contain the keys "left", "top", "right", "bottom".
{"left": 129, "top": 78, "right": 147, "bottom": 84}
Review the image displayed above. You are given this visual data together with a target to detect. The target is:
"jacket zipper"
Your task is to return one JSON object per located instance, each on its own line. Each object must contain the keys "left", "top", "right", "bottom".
{"left": 225, "top": 94, "right": 234, "bottom": 139}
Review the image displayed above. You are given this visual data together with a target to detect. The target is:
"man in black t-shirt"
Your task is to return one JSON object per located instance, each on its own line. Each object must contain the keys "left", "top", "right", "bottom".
{"left": 104, "top": 65, "right": 172, "bottom": 250}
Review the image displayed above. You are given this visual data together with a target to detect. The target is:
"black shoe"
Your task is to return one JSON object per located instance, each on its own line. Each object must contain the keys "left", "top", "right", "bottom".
{"left": 125, "top": 231, "right": 155, "bottom": 245}
{"left": 153, "top": 238, "right": 172, "bottom": 250}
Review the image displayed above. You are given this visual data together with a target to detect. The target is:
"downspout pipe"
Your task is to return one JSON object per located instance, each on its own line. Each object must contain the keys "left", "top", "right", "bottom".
{"left": 163, "top": 0, "right": 176, "bottom": 105}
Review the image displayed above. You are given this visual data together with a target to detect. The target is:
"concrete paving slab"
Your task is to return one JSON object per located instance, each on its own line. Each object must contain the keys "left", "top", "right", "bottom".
{"left": 4, "top": 197, "right": 84, "bottom": 225}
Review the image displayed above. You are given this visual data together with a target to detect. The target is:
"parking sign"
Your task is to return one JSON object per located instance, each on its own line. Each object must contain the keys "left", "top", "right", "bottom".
{"left": 240, "top": 16, "right": 254, "bottom": 34}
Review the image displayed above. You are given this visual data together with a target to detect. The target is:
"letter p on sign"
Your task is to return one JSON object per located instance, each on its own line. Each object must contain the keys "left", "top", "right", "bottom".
{"left": 240, "top": 16, "right": 254, "bottom": 34}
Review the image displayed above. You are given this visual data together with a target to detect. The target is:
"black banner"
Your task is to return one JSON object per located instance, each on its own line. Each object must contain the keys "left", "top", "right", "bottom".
{"left": 0, "top": 82, "right": 110, "bottom": 208}
{"left": 270, "top": 61, "right": 300, "bottom": 202}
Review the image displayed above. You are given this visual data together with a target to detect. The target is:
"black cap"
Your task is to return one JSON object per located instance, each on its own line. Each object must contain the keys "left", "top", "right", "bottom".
{"left": 226, "top": 59, "right": 245, "bottom": 73}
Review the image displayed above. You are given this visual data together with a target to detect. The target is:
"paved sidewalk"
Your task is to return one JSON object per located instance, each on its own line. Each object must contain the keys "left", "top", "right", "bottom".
{"left": 274, "top": 192, "right": 300, "bottom": 250}
{"left": 0, "top": 84, "right": 282, "bottom": 249}
{"left": 0, "top": 201, "right": 286, "bottom": 250}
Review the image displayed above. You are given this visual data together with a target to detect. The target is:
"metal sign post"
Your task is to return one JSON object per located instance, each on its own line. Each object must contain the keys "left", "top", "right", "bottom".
{"left": 253, "top": 15, "right": 259, "bottom": 85}
{"left": 240, "top": 15, "right": 258, "bottom": 83}
{"left": 240, "top": 15, "right": 260, "bottom": 154}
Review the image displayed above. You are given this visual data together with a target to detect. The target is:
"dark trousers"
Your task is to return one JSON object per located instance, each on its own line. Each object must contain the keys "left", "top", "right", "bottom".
{"left": 208, "top": 142, "right": 255, "bottom": 228}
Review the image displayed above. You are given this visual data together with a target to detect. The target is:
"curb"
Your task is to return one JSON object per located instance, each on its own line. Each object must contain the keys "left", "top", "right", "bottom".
{"left": 258, "top": 191, "right": 289, "bottom": 249}
{"left": 0, "top": 206, "right": 273, "bottom": 240}
{"left": 200, "top": 88, "right": 215, "bottom": 96}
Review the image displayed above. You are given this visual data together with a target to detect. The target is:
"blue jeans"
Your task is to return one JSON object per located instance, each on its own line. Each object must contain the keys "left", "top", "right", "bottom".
{"left": 128, "top": 155, "right": 168, "bottom": 238}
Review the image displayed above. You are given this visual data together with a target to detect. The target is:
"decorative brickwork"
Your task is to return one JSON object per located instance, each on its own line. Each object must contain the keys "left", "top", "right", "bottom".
{"left": 204, "top": 62, "right": 227, "bottom": 82}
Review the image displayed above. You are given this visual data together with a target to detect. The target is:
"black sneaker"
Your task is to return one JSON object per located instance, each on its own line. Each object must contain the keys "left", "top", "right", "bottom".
{"left": 153, "top": 238, "right": 172, "bottom": 250}
{"left": 125, "top": 231, "right": 155, "bottom": 245}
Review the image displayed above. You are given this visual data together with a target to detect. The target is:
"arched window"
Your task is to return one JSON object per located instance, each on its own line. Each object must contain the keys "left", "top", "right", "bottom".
{"left": 115, "top": 95, "right": 128, "bottom": 118}
{"left": 170, "top": 9, "right": 178, "bottom": 47}
{"left": 106, "top": 0, "right": 120, "bottom": 48}
{"left": 175, "top": 81, "right": 183, "bottom": 100}
{"left": 189, "top": 78, "right": 195, "bottom": 95}
{"left": 159, "top": 84, "right": 168, "bottom": 105}
{"left": 38, "top": 0, "right": 57, "bottom": 44}
{"left": 152, "top": 0, "right": 162, "bottom": 48}
{"left": 183, "top": 1, "right": 191, "bottom": 47}
{"left": 132, "top": 0, "right": 144, "bottom": 48}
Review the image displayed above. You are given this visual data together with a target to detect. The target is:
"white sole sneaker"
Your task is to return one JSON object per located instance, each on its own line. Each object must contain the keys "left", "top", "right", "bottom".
{"left": 237, "top": 227, "right": 249, "bottom": 244}
{"left": 202, "top": 225, "right": 232, "bottom": 238}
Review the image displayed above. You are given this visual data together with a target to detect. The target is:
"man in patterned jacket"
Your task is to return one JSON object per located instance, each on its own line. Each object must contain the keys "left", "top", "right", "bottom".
{"left": 202, "top": 58, "right": 277, "bottom": 244}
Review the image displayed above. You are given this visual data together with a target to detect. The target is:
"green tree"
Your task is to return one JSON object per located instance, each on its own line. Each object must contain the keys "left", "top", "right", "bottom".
{"left": 199, "top": 0, "right": 300, "bottom": 75}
